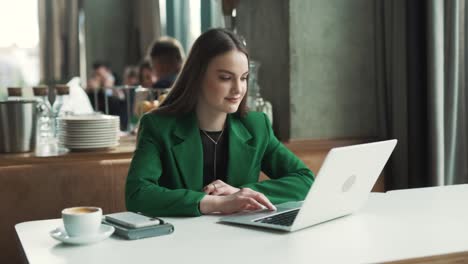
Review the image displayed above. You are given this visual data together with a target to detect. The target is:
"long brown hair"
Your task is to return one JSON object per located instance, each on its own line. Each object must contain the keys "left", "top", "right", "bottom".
{"left": 155, "top": 28, "right": 249, "bottom": 117}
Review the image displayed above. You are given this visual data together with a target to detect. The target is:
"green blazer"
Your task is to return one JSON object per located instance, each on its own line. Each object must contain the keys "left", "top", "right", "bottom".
{"left": 126, "top": 111, "right": 314, "bottom": 217}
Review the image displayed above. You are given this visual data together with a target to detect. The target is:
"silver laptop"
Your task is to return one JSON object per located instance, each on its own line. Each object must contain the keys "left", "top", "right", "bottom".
{"left": 219, "top": 139, "right": 397, "bottom": 232}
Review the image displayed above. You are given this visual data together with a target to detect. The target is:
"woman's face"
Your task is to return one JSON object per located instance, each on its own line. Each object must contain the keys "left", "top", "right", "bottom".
{"left": 141, "top": 68, "right": 156, "bottom": 88}
{"left": 199, "top": 50, "right": 249, "bottom": 114}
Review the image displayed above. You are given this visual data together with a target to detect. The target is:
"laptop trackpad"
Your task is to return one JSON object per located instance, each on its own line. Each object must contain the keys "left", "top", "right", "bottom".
{"left": 276, "top": 201, "right": 304, "bottom": 210}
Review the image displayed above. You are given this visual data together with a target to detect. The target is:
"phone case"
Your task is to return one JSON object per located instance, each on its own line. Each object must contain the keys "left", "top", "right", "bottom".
{"left": 105, "top": 212, "right": 162, "bottom": 228}
{"left": 102, "top": 219, "right": 174, "bottom": 240}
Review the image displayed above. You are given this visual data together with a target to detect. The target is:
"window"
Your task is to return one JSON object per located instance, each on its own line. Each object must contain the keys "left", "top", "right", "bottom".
{"left": 0, "top": 0, "right": 39, "bottom": 99}
{"left": 160, "top": 0, "right": 201, "bottom": 52}
{"left": 187, "top": 0, "right": 201, "bottom": 49}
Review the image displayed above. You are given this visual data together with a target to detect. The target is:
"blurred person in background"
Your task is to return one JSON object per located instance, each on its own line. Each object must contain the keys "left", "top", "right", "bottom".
{"left": 123, "top": 66, "right": 139, "bottom": 86}
{"left": 122, "top": 65, "right": 141, "bottom": 131}
{"left": 139, "top": 61, "right": 156, "bottom": 88}
{"left": 149, "top": 37, "right": 185, "bottom": 91}
{"left": 87, "top": 61, "right": 116, "bottom": 90}
{"left": 86, "top": 61, "right": 126, "bottom": 130}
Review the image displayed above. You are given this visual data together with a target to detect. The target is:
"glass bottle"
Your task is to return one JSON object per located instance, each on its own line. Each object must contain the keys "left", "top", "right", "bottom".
{"left": 247, "top": 60, "right": 260, "bottom": 109}
{"left": 33, "top": 85, "right": 56, "bottom": 156}
{"left": 247, "top": 60, "right": 273, "bottom": 124}
{"left": 52, "top": 85, "right": 73, "bottom": 137}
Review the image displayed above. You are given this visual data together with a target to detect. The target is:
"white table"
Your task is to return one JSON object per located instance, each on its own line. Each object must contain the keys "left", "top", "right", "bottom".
{"left": 16, "top": 184, "right": 468, "bottom": 264}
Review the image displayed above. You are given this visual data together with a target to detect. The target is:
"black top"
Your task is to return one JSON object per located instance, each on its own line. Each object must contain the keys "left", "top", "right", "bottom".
{"left": 200, "top": 129, "right": 229, "bottom": 186}
{"left": 152, "top": 74, "right": 177, "bottom": 89}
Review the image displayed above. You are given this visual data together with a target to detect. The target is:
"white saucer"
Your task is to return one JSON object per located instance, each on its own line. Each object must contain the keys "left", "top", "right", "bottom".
{"left": 50, "top": 224, "right": 115, "bottom": 245}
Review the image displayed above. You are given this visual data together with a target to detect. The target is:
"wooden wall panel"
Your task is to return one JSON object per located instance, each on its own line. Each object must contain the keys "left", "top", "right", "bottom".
{"left": 1, "top": 159, "right": 130, "bottom": 264}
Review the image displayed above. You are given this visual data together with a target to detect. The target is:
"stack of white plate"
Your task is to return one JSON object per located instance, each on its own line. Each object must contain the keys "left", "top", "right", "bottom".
{"left": 58, "top": 114, "right": 120, "bottom": 151}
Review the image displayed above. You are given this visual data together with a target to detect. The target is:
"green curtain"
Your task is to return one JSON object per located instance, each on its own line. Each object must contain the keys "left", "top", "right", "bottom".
{"left": 164, "top": 0, "right": 224, "bottom": 52}
{"left": 165, "top": 0, "right": 190, "bottom": 52}
{"left": 201, "top": 0, "right": 225, "bottom": 32}
{"left": 428, "top": 0, "right": 467, "bottom": 185}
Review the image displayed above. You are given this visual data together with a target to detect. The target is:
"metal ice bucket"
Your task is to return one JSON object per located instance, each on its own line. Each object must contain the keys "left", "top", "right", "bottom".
{"left": 0, "top": 100, "right": 37, "bottom": 153}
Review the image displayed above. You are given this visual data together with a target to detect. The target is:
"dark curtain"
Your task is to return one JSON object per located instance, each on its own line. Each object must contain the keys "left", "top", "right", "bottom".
{"left": 38, "top": 0, "right": 82, "bottom": 84}
{"left": 127, "top": 0, "right": 162, "bottom": 64}
{"left": 376, "top": 0, "right": 467, "bottom": 190}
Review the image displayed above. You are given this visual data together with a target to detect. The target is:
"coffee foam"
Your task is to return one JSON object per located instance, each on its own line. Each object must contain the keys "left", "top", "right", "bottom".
{"left": 63, "top": 207, "right": 99, "bottom": 215}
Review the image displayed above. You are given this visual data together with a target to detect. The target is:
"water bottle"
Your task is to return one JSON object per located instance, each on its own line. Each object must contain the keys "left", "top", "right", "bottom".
{"left": 33, "top": 85, "right": 56, "bottom": 156}
{"left": 52, "top": 85, "right": 73, "bottom": 137}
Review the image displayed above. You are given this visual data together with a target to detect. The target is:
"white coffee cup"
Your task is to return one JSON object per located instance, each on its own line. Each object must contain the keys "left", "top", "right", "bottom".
{"left": 62, "top": 206, "right": 102, "bottom": 237}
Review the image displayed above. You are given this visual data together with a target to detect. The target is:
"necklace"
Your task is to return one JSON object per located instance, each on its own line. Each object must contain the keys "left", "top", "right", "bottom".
{"left": 201, "top": 128, "right": 225, "bottom": 181}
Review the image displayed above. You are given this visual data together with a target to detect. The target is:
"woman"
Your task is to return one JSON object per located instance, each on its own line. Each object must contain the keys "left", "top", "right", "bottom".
{"left": 123, "top": 66, "right": 139, "bottom": 86}
{"left": 126, "top": 28, "right": 314, "bottom": 217}
{"left": 138, "top": 61, "right": 156, "bottom": 88}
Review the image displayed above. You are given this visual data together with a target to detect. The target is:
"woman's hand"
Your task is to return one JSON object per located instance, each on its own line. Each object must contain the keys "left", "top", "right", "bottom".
{"left": 203, "top": 180, "right": 240, "bottom": 195}
{"left": 199, "top": 188, "right": 276, "bottom": 215}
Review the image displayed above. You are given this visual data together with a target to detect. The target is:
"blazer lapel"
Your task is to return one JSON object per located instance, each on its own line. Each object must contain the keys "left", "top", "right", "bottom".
{"left": 227, "top": 115, "right": 256, "bottom": 187}
{"left": 172, "top": 113, "right": 204, "bottom": 191}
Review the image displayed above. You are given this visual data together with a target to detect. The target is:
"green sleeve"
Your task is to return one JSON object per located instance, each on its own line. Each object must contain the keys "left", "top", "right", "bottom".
{"left": 240, "top": 114, "right": 314, "bottom": 204}
{"left": 125, "top": 114, "right": 206, "bottom": 217}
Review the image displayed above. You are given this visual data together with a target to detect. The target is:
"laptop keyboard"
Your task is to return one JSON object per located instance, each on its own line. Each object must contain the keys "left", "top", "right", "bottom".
{"left": 254, "top": 209, "right": 300, "bottom": 226}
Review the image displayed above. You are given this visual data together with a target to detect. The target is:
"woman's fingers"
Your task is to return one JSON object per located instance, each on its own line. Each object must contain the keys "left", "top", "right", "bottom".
{"left": 203, "top": 185, "right": 276, "bottom": 214}
{"left": 246, "top": 197, "right": 265, "bottom": 210}
{"left": 212, "top": 185, "right": 231, "bottom": 195}
{"left": 203, "top": 180, "right": 239, "bottom": 195}
{"left": 241, "top": 188, "right": 276, "bottom": 211}
{"left": 239, "top": 197, "right": 262, "bottom": 211}
{"left": 202, "top": 185, "right": 212, "bottom": 194}
{"left": 214, "top": 190, "right": 275, "bottom": 214}
{"left": 203, "top": 182, "right": 220, "bottom": 194}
